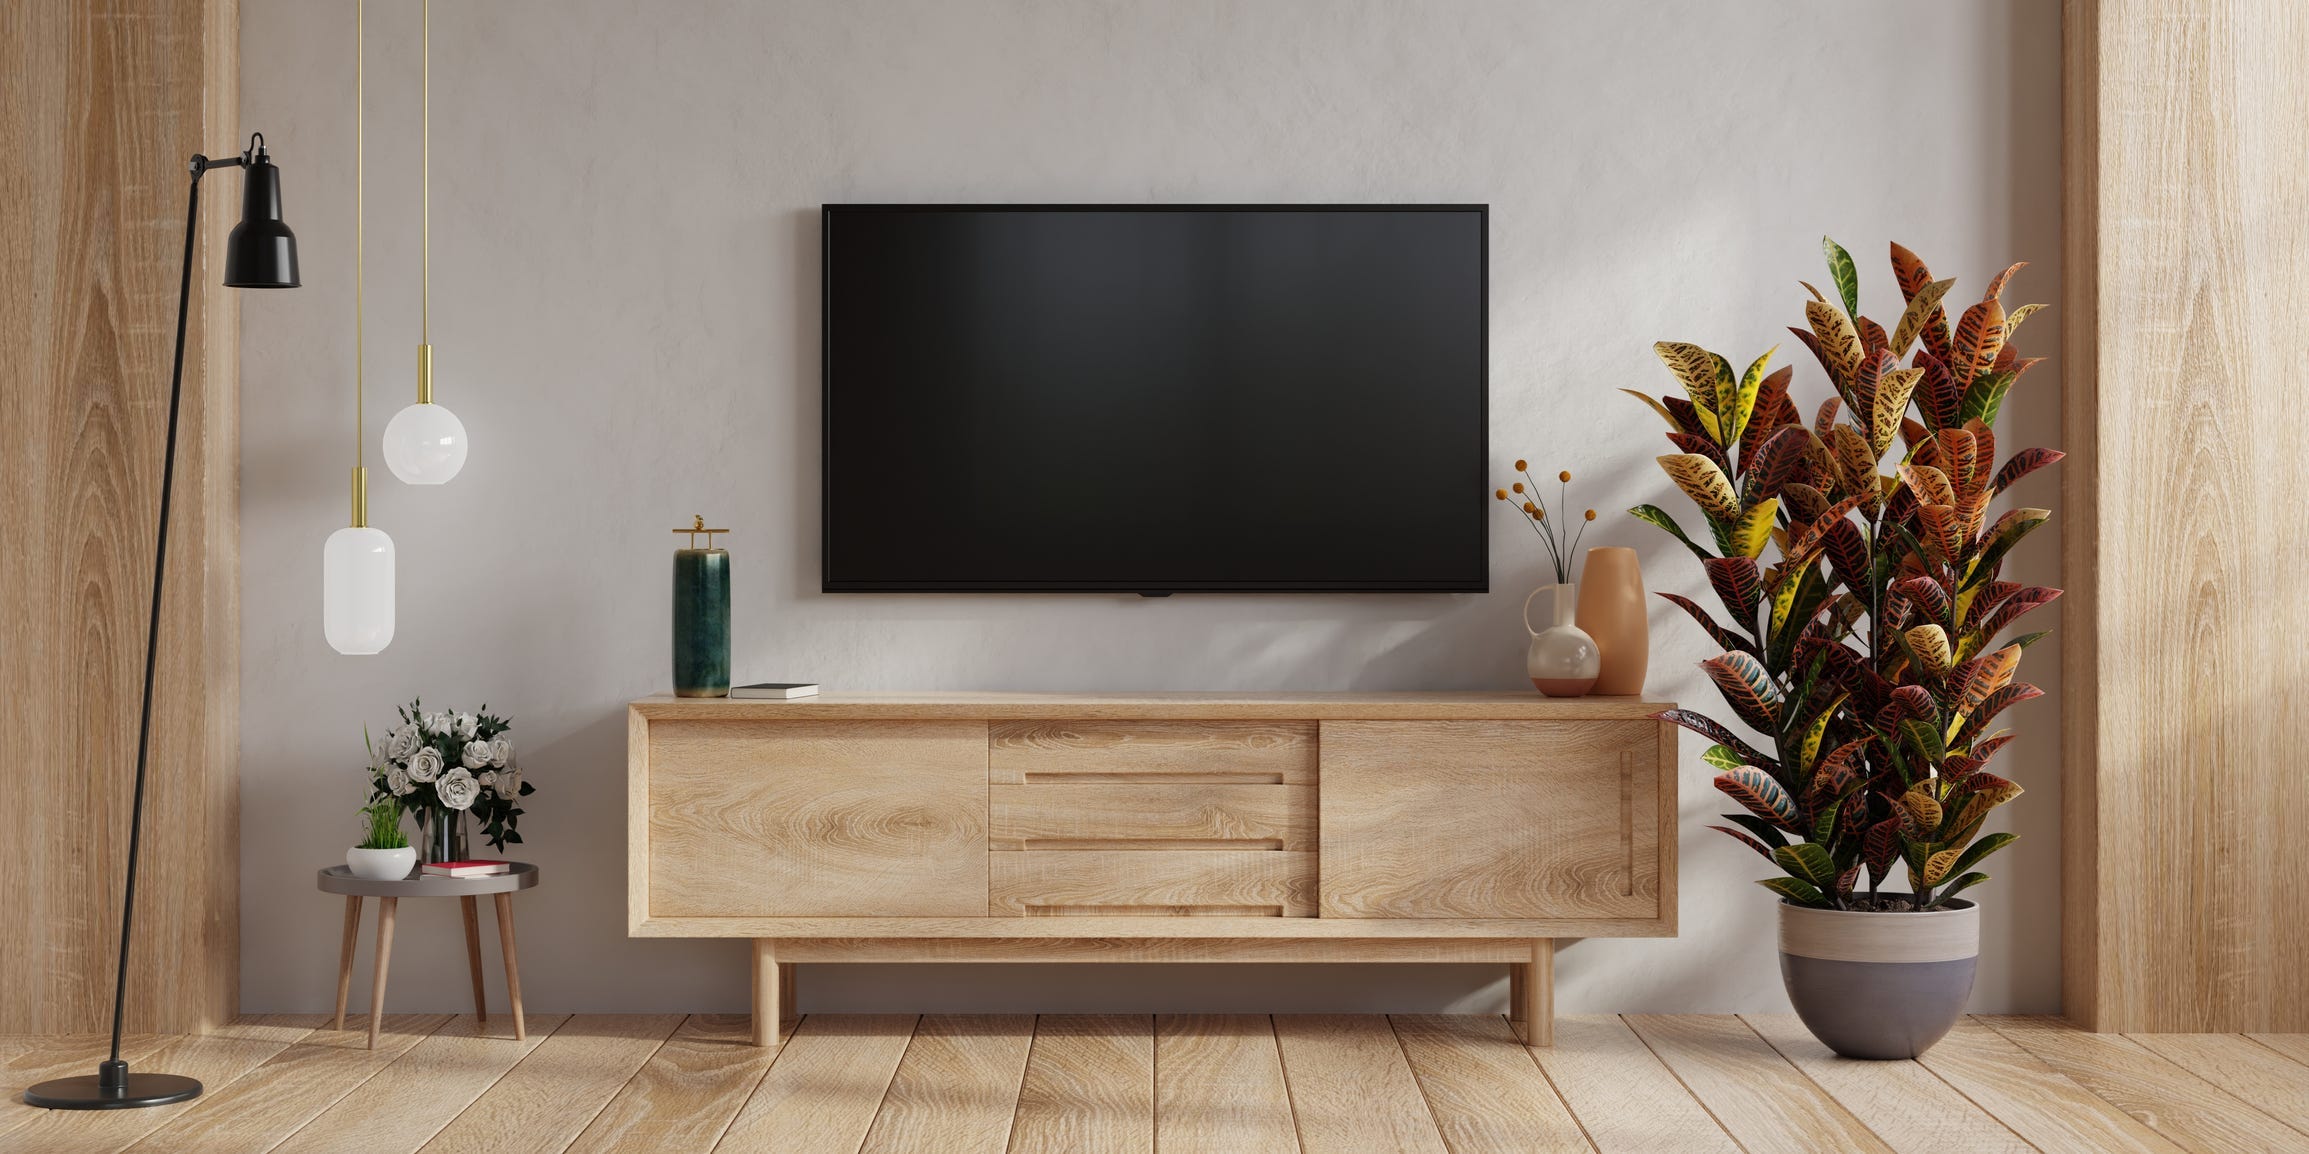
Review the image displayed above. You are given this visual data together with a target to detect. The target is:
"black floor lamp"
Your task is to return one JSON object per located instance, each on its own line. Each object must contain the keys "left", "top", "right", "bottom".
{"left": 24, "top": 134, "right": 300, "bottom": 1111}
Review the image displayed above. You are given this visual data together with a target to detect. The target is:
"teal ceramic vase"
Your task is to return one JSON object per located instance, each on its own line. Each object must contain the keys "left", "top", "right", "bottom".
{"left": 672, "top": 517, "right": 731, "bottom": 698}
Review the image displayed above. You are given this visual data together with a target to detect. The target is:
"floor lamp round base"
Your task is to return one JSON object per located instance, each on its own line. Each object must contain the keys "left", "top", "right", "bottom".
{"left": 23, "top": 1072, "right": 201, "bottom": 1110}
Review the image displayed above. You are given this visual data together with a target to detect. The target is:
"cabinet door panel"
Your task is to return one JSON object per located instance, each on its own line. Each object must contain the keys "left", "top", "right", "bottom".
{"left": 648, "top": 719, "right": 988, "bottom": 916}
{"left": 1318, "top": 720, "right": 1660, "bottom": 920}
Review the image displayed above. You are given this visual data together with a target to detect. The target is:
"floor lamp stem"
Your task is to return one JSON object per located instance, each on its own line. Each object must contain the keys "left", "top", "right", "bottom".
{"left": 104, "top": 168, "right": 200, "bottom": 1073}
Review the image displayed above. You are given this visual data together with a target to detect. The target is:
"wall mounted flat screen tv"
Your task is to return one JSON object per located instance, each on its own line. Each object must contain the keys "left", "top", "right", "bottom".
{"left": 822, "top": 205, "right": 1487, "bottom": 592}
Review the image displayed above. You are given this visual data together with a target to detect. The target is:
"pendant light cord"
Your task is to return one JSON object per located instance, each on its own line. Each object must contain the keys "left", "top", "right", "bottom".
{"left": 421, "top": 0, "right": 429, "bottom": 346}
{"left": 356, "top": 0, "right": 364, "bottom": 475}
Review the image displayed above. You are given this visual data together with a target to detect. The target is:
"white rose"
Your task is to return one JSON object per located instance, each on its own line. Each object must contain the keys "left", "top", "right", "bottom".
{"left": 476, "top": 770, "right": 499, "bottom": 793}
{"left": 496, "top": 765, "right": 521, "bottom": 796}
{"left": 385, "top": 762, "right": 413, "bottom": 796}
{"left": 435, "top": 767, "right": 481, "bottom": 811}
{"left": 454, "top": 713, "right": 479, "bottom": 741}
{"left": 487, "top": 737, "right": 513, "bottom": 769}
{"left": 423, "top": 710, "right": 453, "bottom": 736}
{"left": 385, "top": 724, "right": 421, "bottom": 760}
{"left": 406, "top": 746, "right": 444, "bottom": 782}
{"left": 461, "top": 739, "right": 492, "bottom": 770}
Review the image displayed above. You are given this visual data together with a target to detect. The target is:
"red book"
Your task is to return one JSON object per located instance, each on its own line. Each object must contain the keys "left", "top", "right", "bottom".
{"left": 421, "top": 860, "right": 513, "bottom": 878}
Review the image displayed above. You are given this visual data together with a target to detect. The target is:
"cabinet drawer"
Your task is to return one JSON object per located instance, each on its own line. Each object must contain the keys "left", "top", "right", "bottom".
{"left": 647, "top": 719, "right": 988, "bottom": 917}
{"left": 1318, "top": 720, "right": 1662, "bottom": 920}
{"left": 988, "top": 783, "right": 1314, "bottom": 851}
{"left": 989, "top": 851, "right": 1316, "bottom": 916}
{"left": 988, "top": 721, "right": 1316, "bottom": 784}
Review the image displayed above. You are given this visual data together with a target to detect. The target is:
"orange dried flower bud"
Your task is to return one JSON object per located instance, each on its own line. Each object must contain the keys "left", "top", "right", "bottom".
{"left": 1494, "top": 489, "right": 1508, "bottom": 500}
{"left": 1535, "top": 508, "right": 1547, "bottom": 520}
{"left": 1559, "top": 470, "right": 1573, "bottom": 482}
{"left": 1522, "top": 502, "right": 1537, "bottom": 514}
{"left": 1514, "top": 459, "right": 1528, "bottom": 472}
{"left": 1511, "top": 482, "right": 1525, "bottom": 494}
{"left": 1584, "top": 509, "right": 1597, "bottom": 521}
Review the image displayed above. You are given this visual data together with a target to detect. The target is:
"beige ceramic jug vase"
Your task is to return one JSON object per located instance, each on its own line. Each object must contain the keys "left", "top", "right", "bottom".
{"left": 1524, "top": 582, "right": 1600, "bottom": 697}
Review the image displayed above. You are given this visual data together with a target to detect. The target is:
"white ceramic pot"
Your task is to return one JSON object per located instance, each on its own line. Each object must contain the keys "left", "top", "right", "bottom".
{"left": 1524, "top": 582, "right": 1599, "bottom": 696}
{"left": 346, "top": 845, "right": 417, "bottom": 881}
{"left": 1780, "top": 896, "right": 1980, "bottom": 1059}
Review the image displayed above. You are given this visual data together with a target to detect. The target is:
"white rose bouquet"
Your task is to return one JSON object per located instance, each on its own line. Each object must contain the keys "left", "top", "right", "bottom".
{"left": 364, "top": 698, "right": 535, "bottom": 851}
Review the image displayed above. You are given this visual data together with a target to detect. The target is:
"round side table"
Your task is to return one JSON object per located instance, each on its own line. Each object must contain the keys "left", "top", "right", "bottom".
{"left": 317, "top": 863, "right": 539, "bottom": 1049}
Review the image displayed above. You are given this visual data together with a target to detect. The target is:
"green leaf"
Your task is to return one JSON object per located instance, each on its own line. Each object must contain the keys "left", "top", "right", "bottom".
{"left": 1701, "top": 744, "right": 1748, "bottom": 772}
{"left": 1946, "top": 830, "right": 2017, "bottom": 877}
{"left": 1808, "top": 803, "right": 1837, "bottom": 846}
{"left": 1773, "top": 842, "right": 1837, "bottom": 887}
{"left": 1823, "top": 236, "right": 1861, "bottom": 319}
{"left": 1936, "top": 871, "right": 1990, "bottom": 903}
{"left": 1628, "top": 504, "right": 1715, "bottom": 561}
{"left": 1959, "top": 369, "right": 2016, "bottom": 426}
{"left": 1759, "top": 875, "right": 1831, "bottom": 907}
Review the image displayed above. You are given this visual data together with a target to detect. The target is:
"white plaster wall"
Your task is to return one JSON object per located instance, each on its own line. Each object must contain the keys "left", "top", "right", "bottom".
{"left": 239, "top": 0, "right": 2064, "bottom": 1015}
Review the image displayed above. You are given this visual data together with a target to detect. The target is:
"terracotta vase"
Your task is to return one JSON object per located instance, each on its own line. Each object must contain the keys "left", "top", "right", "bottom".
{"left": 1576, "top": 546, "right": 1648, "bottom": 696}
{"left": 1523, "top": 582, "right": 1599, "bottom": 697}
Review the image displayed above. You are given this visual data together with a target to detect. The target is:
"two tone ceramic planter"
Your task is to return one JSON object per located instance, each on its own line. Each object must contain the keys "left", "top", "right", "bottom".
{"left": 1779, "top": 898, "right": 1979, "bottom": 1059}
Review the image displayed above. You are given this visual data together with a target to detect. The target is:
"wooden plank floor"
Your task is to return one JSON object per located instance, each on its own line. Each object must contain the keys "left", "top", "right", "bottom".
{"left": 3, "top": 1015, "right": 2304, "bottom": 1153}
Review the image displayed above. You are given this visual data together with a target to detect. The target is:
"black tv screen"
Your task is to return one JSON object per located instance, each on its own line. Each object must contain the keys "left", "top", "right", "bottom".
{"left": 822, "top": 205, "right": 1487, "bottom": 592}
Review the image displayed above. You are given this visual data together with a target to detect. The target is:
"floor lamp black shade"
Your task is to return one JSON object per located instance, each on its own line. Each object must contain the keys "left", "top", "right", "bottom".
{"left": 24, "top": 134, "right": 300, "bottom": 1112}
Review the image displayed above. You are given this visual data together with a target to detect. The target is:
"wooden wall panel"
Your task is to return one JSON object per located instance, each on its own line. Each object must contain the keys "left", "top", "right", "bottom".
{"left": 0, "top": 0, "right": 239, "bottom": 1033}
{"left": 2063, "top": 0, "right": 2309, "bottom": 1031}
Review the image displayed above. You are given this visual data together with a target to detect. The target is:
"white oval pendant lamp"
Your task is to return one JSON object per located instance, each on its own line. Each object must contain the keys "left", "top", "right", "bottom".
{"left": 326, "top": 0, "right": 395, "bottom": 655}
{"left": 383, "top": 0, "right": 468, "bottom": 485}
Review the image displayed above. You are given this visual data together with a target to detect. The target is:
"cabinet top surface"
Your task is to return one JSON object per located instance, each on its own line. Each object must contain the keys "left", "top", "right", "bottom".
{"left": 631, "top": 691, "right": 1671, "bottom": 720}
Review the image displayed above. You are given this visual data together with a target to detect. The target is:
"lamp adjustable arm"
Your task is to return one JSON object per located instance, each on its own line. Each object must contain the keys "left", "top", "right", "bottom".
{"left": 187, "top": 132, "right": 272, "bottom": 180}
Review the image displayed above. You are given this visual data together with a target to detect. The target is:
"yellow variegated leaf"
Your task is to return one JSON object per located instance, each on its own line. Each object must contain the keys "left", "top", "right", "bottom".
{"left": 1901, "top": 464, "right": 1955, "bottom": 508}
{"left": 1903, "top": 788, "right": 1943, "bottom": 832}
{"left": 1727, "top": 345, "right": 1778, "bottom": 447}
{"left": 1768, "top": 560, "right": 1803, "bottom": 639}
{"left": 1729, "top": 497, "right": 1779, "bottom": 558}
{"left": 2004, "top": 302, "right": 2047, "bottom": 342}
{"left": 1621, "top": 388, "right": 1683, "bottom": 432}
{"left": 1872, "top": 367, "right": 1922, "bottom": 455}
{"left": 1890, "top": 277, "right": 1957, "bottom": 358}
{"left": 1800, "top": 693, "right": 1845, "bottom": 771}
{"left": 1805, "top": 300, "right": 1864, "bottom": 391}
{"left": 1830, "top": 424, "right": 1879, "bottom": 499}
{"left": 1657, "top": 454, "right": 1741, "bottom": 522}
{"left": 1906, "top": 624, "right": 1952, "bottom": 675}
{"left": 1653, "top": 343, "right": 1726, "bottom": 441}
{"left": 1925, "top": 848, "right": 1962, "bottom": 886}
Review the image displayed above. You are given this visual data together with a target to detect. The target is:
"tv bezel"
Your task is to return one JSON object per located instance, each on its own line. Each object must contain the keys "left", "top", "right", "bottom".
{"left": 820, "top": 203, "right": 1490, "bottom": 594}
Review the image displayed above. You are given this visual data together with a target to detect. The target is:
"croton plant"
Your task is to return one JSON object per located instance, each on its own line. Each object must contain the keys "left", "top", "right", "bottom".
{"left": 1629, "top": 239, "right": 2061, "bottom": 911}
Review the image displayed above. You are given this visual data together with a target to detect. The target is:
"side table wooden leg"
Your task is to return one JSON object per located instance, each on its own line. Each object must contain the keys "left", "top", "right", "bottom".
{"left": 1509, "top": 937, "right": 1554, "bottom": 1047}
{"left": 461, "top": 895, "right": 488, "bottom": 1024}
{"left": 370, "top": 896, "right": 398, "bottom": 1051}
{"left": 752, "top": 940, "right": 783, "bottom": 1047}
{"left": 493, "top": 892, "right": 526, "bottom": 1042}
{"left": 335, "top": 895, "right": 362, "bottom": 1032}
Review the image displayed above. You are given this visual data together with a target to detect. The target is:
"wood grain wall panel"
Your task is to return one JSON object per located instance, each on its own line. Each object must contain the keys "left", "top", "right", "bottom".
{"left": 2063, "top": 0, "right": 2309, "bottom": 1031}
{"left": 0, "top": 0, "right": 238, "bottom": 1033}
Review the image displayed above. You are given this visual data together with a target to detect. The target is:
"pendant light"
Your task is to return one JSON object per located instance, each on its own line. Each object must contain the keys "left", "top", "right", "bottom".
{"left": 381, "top": 0, "right": 469, "bottom": 485}
{"left": 326, "top": 0, "right": 396, "bottom": 655}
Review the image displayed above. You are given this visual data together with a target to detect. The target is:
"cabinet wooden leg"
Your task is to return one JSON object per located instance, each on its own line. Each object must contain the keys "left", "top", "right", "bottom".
{"left": 1510, "top": 938, "right": 1554, "bottom": 1047}
{"left": 779, "top": 962, "right": 798, "bottom": 1027}
{"left": 461, "top": 895, "right": 488, "bottom": 1024}
{"left": 369, "top": 896, "right": 397, "bottom": 1050}
{"left": 493, "top": 893, "right": 526, "bottom": 1041}
{"left": 334, "top": 896, "right": 362, "bottom": 1032}
{"left": 752, "top": 940, "right": 783, "bottom": 1047}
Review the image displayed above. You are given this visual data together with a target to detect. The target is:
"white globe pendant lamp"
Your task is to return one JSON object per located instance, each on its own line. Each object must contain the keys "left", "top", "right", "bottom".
{"left": 326, "top": 3, "right": 395, "bottom": 655}
{"left": 383, "top": 0, "right": 467, "bottom": 486}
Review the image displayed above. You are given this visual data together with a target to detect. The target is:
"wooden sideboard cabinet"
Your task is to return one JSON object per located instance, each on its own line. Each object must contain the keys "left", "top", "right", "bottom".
{"left": 628, "top": 693, "right": 1677, "bottom": 1046}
